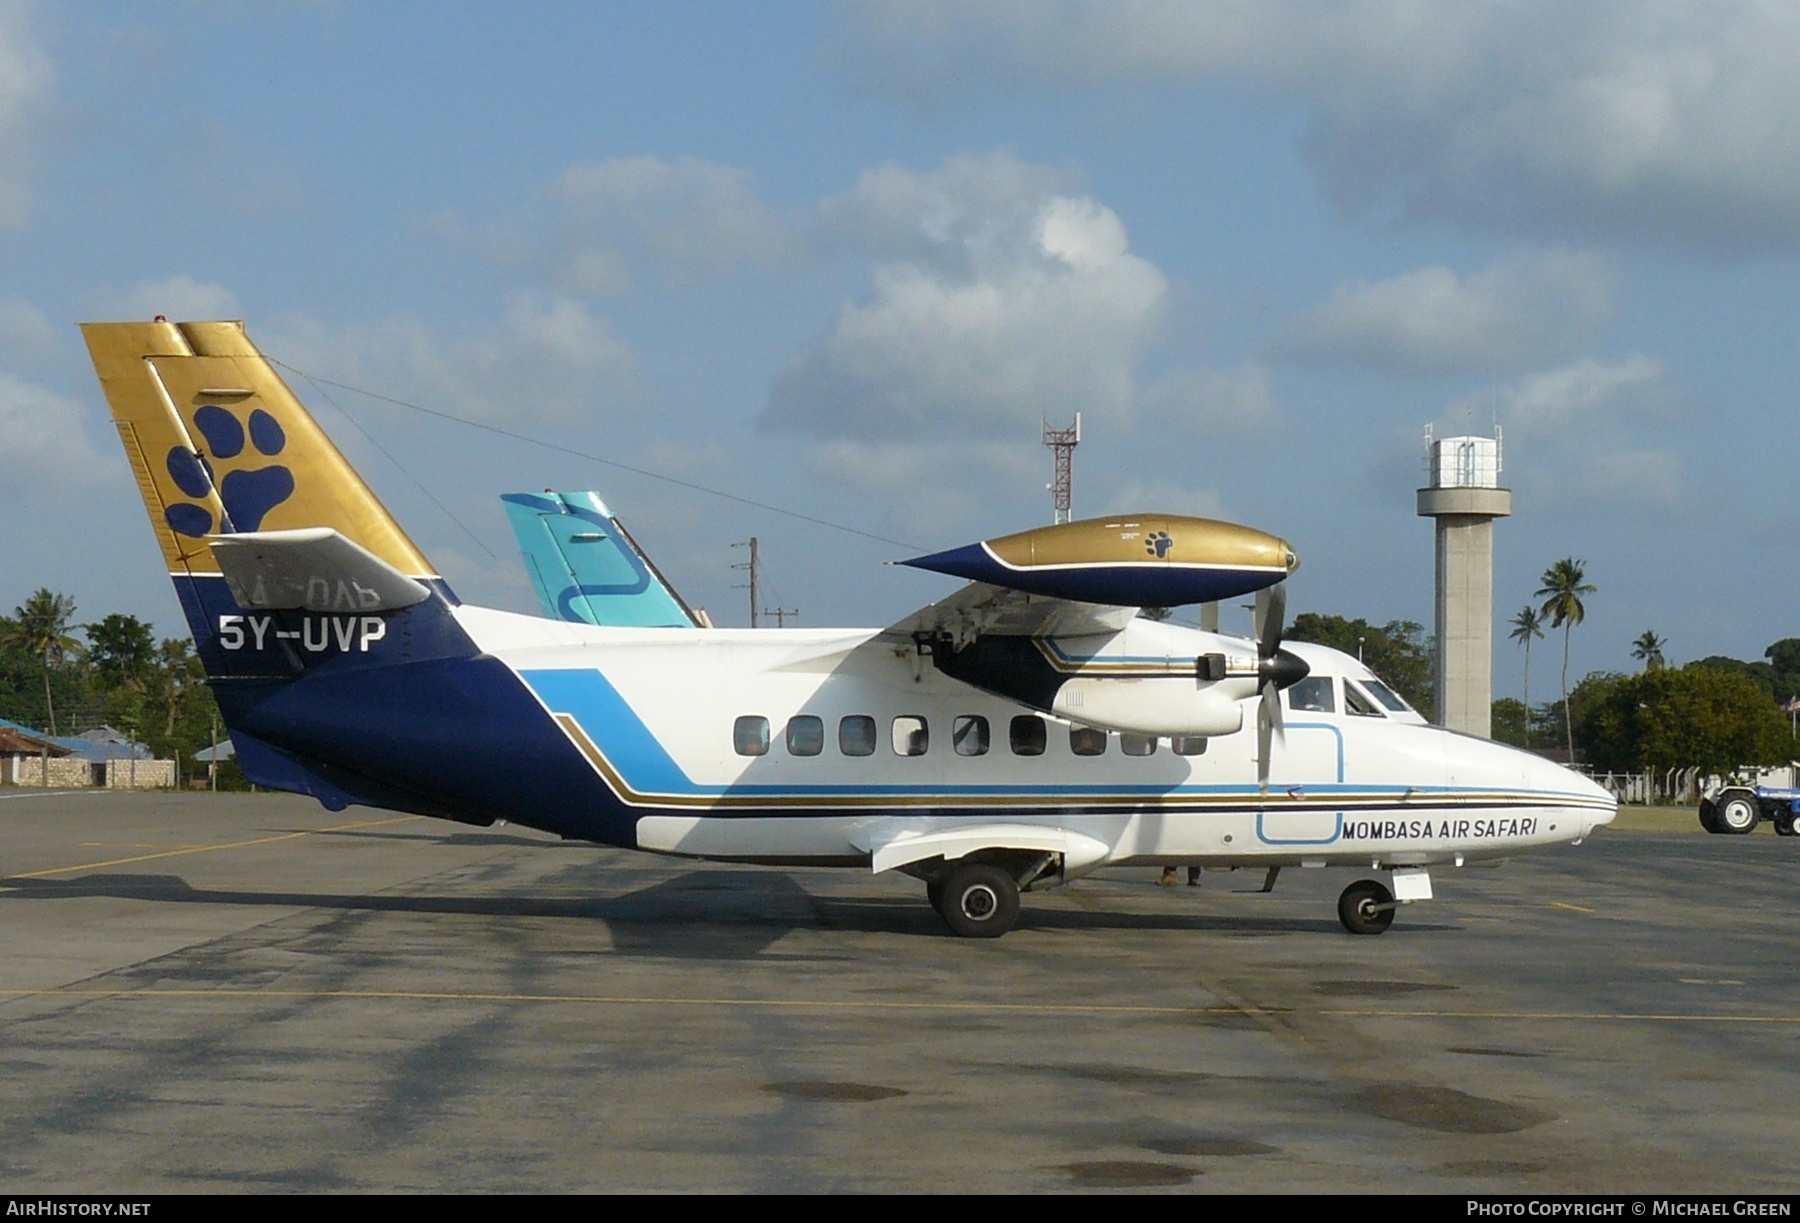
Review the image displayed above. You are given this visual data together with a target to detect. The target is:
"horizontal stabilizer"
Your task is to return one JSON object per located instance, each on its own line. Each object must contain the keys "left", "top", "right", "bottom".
{"left": 855, "top": 821, "right": 1112, "bottom": 877}
{"left": 902, "top": 513, "right": 1296, "bottom": 608}
{"left": 209, "top": 528, "right": 431, "bottom": 612}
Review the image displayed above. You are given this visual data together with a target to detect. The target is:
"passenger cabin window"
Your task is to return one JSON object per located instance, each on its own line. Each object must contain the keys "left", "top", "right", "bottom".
{"left": 786, "top": 715, "right": 824, "bottom": 756}
{"left": 839, "top": 715, "right": 877, "bottom": 757}
{"left": 1172, "top": 736, "right": 1207, "bottom": 756}
{"left": 1069, "top": 726, "right": 1107, "bottom": 756}
{"left": 1121, "top": 733, "right": 1157, "bottom": 757}
{"left": 893, "top": 716, "right": 929, "bottom": 757}
{"left": 953, "top": 715, "right": 990, "bottom": 757}
{"left": 1344, "top": 681, "right": 1384, "bottom": 718}
{"left": 1010, "top": 715, "right": 1047, "bottom": 756}
{"left": 733, "top": 715, "right": 770, "bottom": 757}
{"left": 1287, "top": 676, "right": 1335, "bottom": 714}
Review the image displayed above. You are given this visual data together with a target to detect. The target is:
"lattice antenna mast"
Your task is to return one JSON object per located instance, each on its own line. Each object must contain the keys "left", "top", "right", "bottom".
{"left": 1042, "top": 413, "right": 1081, "bottom": 524}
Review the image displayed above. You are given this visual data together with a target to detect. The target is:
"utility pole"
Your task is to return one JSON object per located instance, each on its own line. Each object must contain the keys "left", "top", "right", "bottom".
{"left": 1042, "top": 413, "right": 1081, "bottom": 524}
{"left": 764, "top": 606, "right": 799, "bottom": 627}
{"left": 731, "top": 537, "right": 760, "bottom": 628}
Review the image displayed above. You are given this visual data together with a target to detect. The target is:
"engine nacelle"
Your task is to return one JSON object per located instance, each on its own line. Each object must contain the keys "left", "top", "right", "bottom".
{"left": 1049, "top": 676, "right": 1252, "bottom": 737}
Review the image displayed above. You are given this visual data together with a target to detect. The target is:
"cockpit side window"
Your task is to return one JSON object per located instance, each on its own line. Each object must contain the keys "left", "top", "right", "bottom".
{"left": 1344, "top": 680, "right": 1384, "bottom": 718}
{"left": 1286, "top": 676, "right": 1335, "bottom": 714}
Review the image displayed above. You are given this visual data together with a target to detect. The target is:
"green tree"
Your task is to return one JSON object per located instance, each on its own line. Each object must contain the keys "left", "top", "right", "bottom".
{"left": 1631, "top": 630, "right": 1667, "bottom": 671}
{"left": 87, "top": 613, "right": 157, "bottom": 692}
{"left": 1578, "top": 665, "right": 1792, "bottom": 775}
{"left": 1491, "top": 697, "right": 1530, "bottom": 748}
{"left": 1536, "top": 559, "right": 1596, "bottom": 759}
{"left": 1288, "top": 613, "right": 1434, "bottom": 719}
{"left": 1762, "top": 638, "right": 1800, "bottom": 703}
{"left": 1509, "top": 605, "right": 1544, "bottom": 732}
{"left": 3, "top": 589, "right": 81, "bottom": 734}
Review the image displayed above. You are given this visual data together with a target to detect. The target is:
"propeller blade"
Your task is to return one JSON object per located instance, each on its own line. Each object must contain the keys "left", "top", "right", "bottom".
{"left": 1257, "top": 683, "right": 1272, "bottom": 791}
{"left": 1256, "top": 581, "right": 1286, "bottom": 659}
{"left": 1258, "top": 674, "right": 1288, "bottom": 790}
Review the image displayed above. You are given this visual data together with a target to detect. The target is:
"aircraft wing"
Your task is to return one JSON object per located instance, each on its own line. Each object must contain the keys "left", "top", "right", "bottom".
{"left": 881, "top": 581, "right": 1135, "bottom": 649}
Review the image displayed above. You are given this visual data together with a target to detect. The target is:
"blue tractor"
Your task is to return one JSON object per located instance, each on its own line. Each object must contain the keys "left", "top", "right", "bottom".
{"left": 1700, "top": 785, "right": 1800, "bottom": 835}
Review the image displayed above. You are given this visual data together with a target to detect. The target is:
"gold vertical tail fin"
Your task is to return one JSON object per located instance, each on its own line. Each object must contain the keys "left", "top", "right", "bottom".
{"left": 80, "top": 320, "right": 434, "bottom": 578}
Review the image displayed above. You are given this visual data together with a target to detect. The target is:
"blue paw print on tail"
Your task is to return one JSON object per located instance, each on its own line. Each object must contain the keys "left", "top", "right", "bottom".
{"left": 162, "top": 404, "right": 294, "bottom": 538}
{"left": 1144, "top": 529, "right": 1173, "bottom": 558}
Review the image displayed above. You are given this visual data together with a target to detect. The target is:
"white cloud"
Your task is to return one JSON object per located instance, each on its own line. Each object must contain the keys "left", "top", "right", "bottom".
{"left": 0, "top": 374, "right": 104, "bottom": 488}
{"left": 1443, "top": 355, "right": 1679, "bottom": 506}
{"left": 533, "top": 155, "right": 793, "bottom": 294}
{"left": 1460, "top": 354, "right": 1665, "bottom": 438}
{"left": 1100, "top": 477, "right": 1228, "bottom": 519}
{"left": 1579, "top": 446, "right": 1682, "bottom": 504}
{"left": 800, "top": 438, "right": 1043, "bottom": 539}
{"left": 1281, "top": 249, "right": 1614, "bottom": 373}
{"left": 1141, "top": 359, "right": 1279, "bottom": 431}
{"left": 0, "top": 1, "right": 51, "bottom": 231}
{"left": 92, "top": 276, "right": 242, "bottom": 322}
{"left": 0, "top": 295, "right": 57, "bottom": 368}
{"left": 847, "top": 2, "right": 1800, "bottom": 249}
{"left": 266, "top": 293, "right": 643, "bottom": 429}
{"left": 767, "top": 152, "right": 1170, "bottom": 442}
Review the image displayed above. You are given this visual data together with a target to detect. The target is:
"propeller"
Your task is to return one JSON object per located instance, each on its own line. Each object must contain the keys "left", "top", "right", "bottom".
{"left": 1252, "top": 583, "right": 1310, "bottom": 791}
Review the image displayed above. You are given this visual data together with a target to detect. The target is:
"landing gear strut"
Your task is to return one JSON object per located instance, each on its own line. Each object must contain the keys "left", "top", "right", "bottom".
{"left": 1338, "top": 879, "right": 1396, "bottom": 936}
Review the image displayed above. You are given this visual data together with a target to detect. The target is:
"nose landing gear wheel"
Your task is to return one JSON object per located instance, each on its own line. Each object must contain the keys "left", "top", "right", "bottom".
{"left": 1338, "top": 879, "right": 1395, "bottom": 936}
{"left": 937, "top": 862, "right": 1020, "bottom": 939}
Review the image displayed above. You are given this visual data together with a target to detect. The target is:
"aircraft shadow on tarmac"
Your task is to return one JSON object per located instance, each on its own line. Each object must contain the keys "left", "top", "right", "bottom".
{"left": 0, "top": 868, "right": 1454, "bottom": 956}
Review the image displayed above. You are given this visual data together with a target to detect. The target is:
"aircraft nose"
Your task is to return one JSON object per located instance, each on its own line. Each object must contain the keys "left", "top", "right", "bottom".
{"left": 1577, "top": 769, "right": 1618, "bottom": 827}
{"left": 1522, "top": 750, "right": 1617, "bottom": 832}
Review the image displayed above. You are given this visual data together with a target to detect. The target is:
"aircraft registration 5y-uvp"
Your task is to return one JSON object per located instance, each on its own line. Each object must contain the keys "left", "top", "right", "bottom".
{"left": 83, "top": 319, "right": 1616, "bottom": 938}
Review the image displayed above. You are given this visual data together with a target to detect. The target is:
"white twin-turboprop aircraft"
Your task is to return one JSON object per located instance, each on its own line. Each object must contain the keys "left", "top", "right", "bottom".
{"left": 84, "top": 320, "right": 1616, "bottom": 938}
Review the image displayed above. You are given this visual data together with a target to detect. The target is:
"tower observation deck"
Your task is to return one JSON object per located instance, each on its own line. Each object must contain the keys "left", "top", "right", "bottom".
{"left": 1417, "top": 430, "right": 1511, "bottom": 737}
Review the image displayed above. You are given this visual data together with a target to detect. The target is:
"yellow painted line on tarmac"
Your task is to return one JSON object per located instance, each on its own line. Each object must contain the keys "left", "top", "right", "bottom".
{"left": 0, "top": 986, "right": 1795, "bottom": 1025}
{"left": 1548, "top": 901, "right": 1596, "bottom": 913}
{"left": 11, "top": 815, "right": 422, "bottom": 879}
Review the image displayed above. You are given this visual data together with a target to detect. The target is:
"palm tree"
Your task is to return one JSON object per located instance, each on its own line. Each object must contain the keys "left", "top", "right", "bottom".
{"left": 1631, "top": 630, "right": 1667, "bottom": 671}
{"left": 1536, "top": 559, "right": 1596, "bottom": 759}
{"left": 5, "top": 589, "right": 80, "bottom": 735}
{"left": 1509, "top": 606, "right": 1544, "bottom": 741}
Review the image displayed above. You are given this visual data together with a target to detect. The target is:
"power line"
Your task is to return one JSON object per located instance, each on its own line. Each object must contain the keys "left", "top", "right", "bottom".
{"left": 268, "top": 358, "right": 924, "bottom": 553}
{"left": 284, "top": 366, "right": 499, "bottom": 560}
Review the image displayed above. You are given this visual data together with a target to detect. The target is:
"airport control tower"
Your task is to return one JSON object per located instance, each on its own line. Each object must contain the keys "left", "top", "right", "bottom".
{"left": 1417, "top": 429, "right": 1511, "bottom": 738}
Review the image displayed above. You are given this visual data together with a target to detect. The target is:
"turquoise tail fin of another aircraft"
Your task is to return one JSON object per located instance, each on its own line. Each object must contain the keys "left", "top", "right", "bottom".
{"left": 501, "top": 492, "right": 703, "bottom": 628}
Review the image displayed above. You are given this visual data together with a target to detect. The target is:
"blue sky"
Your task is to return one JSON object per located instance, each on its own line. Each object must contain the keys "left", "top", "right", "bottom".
{"left": 4, "top": 1, "right": 1798, "bottom": 697}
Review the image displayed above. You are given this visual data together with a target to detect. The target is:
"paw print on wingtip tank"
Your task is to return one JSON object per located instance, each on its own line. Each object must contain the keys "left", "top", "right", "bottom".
{"left": 161, "top": 403, "right": 296, "bottom": 538}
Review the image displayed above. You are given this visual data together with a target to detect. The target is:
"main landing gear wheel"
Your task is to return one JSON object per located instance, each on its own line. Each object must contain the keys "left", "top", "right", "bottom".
{"left": 1338, "top": 879, "right": 1395, "bottom": 936}
{"left": 1716, "top": 789, "right": 1761, "bottom": 835}
{"left": 937, "top": 862, "right": 1020, "bottom": 939}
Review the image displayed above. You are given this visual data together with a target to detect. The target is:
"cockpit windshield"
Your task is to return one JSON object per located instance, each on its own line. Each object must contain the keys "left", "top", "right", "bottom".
{"left": 1359, "top": 678, "right": 1413, "bottom": 713}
